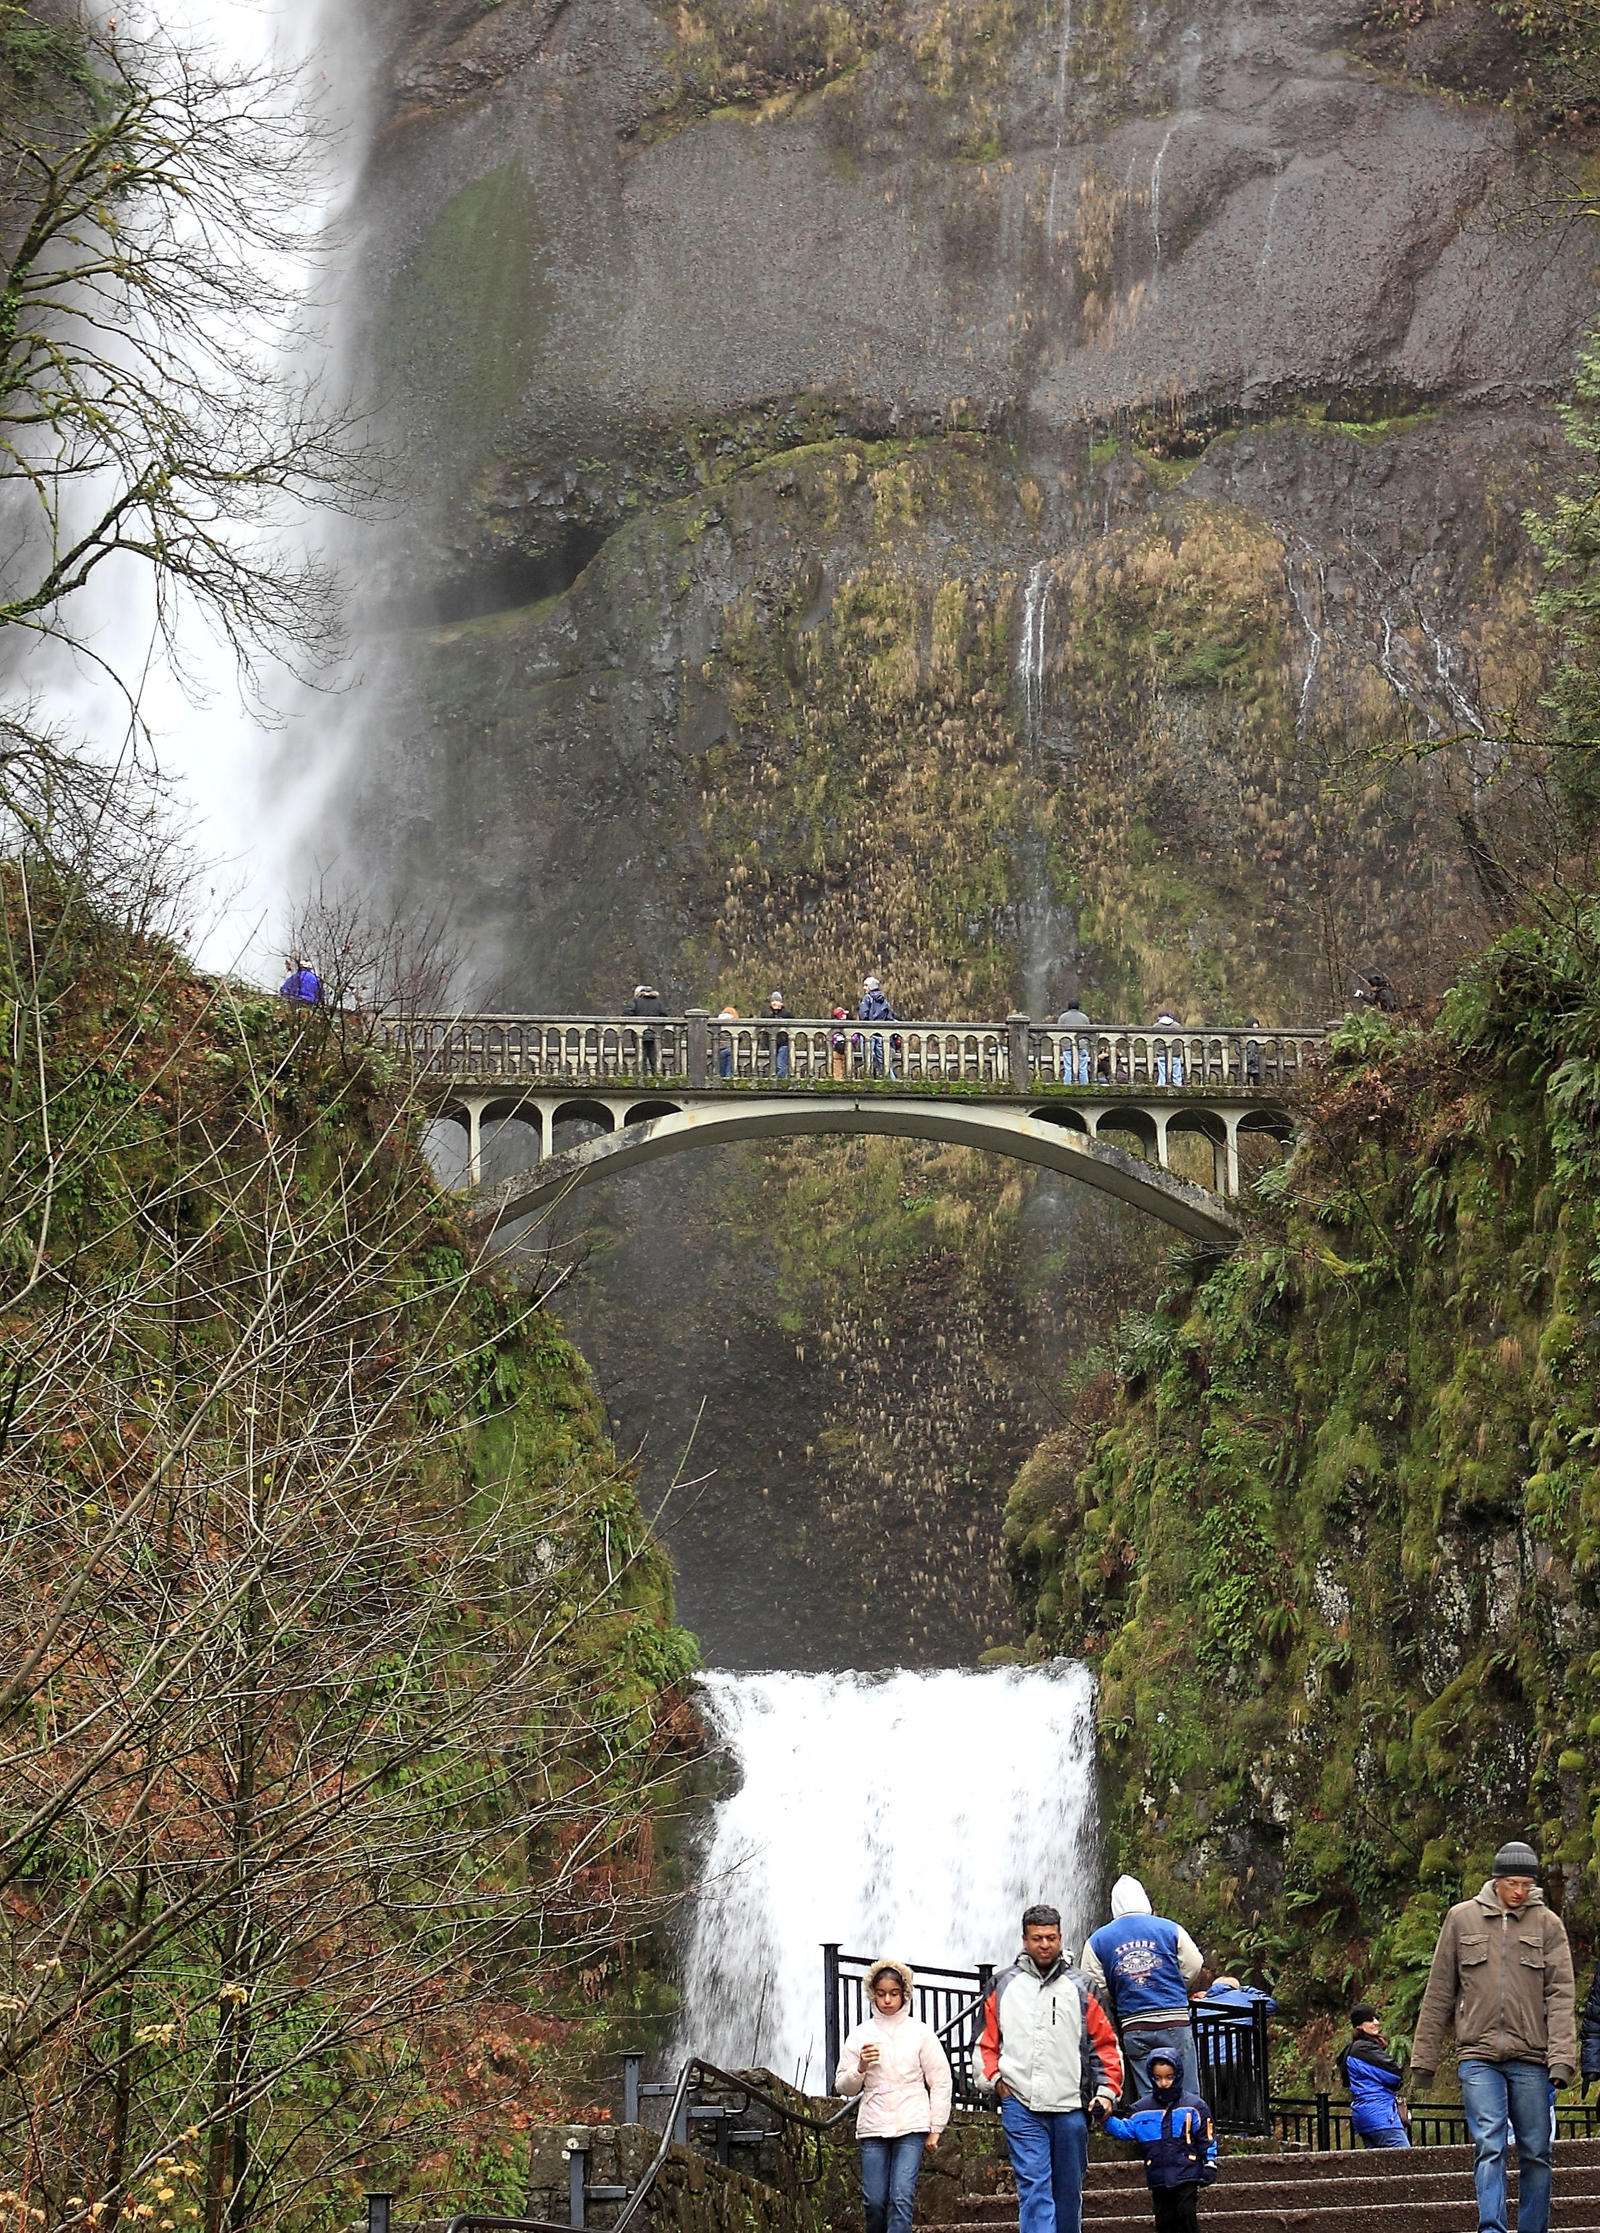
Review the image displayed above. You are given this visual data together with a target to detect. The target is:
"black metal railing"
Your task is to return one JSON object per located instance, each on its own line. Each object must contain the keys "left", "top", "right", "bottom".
{"left": 823, "top": 1946, "right": 996, "bottom": 2108}
{"left": 823, "top": 1948, "right": 1275, "bottom": 2133}
{"left": 1271, "top": 2093, "right": 1600, "bottom": 2152}
{"left": 1191, "top": 2002, "right": 1273, "bottom": 2136}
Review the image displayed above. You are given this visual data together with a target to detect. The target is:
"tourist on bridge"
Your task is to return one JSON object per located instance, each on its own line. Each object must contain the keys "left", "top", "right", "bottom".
{"left": 1055, "top": 996, "right": 1092, "bottom": 1084}
{"left": 859, "top": 975, "right": 899, "bottom": 1078}
{"left": 279, "top": 956, "right": 323, "bottom": 1005}
{"left": 1153, "top": 1012, "right": 1184, "bottom": 1087}
{"left": 716, "top": 1004, "right": 738, "bottom": 1078}
{"left": 835, "top": 1957, "right": 951, "bottom": 2233}
{"left": 1080, "top": 1876, "right": 1206, "bottom": 2098}
{"left": 974, "top": 1903, "right": 1122, "bottom": 2233}
{"left": 623, "top": 983, "right": 665, "bottom": 1072}
{"left": 766, "top": 990, "right": 792, "bottom": 1078}
{"left": 1103, "top": 2048, "right": 1217, "bottom": 2233}
{"left": 1336, "top": 2003, "right": 1409, "bottom": 2149}
{"left": 1411, "top": 1840, "right": 1575, "bottom": 2233}
{"left": 830, "top": 1005, "right": 850, "bottom": 1080}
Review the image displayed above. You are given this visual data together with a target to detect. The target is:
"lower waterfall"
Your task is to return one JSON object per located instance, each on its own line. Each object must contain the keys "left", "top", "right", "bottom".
{"left": 678, "top": 1663, "right": 1099, "bottom": 2088}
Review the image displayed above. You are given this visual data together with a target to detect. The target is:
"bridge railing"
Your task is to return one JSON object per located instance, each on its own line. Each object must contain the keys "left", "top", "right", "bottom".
{"left": 377, "top": 1013, "right": 1326, "bottom": 1094}
{"left": 1037, "top": 1028, "right": 1322, "bottom": 1092}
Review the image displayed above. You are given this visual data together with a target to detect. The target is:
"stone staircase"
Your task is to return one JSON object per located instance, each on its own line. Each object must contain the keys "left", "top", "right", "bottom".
{"left": 928, "top": 2134, "right": 1600, "bottom": 2230}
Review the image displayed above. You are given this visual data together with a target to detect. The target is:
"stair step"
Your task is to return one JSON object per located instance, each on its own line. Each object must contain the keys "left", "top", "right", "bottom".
{"left": 927, "top": 2134, "right": 1600, "bottom": 2231}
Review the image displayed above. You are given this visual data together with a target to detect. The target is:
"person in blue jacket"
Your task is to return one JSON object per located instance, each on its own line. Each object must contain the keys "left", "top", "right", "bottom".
{"left": 859, "top": 975, "right": 899, "bottom": 1077}
{"left": 1103, "top": 2049, "right": 1217, "bottom": 2233}
{"left": 1080, "top": 1875, "right": 1206, "bottom": 2097}
{"left": 1335, "top": 2004, "right": 1410, "bottom": 2148}
{"left": 1198, "top": 1974, "right": 1276, "bottom": 2015}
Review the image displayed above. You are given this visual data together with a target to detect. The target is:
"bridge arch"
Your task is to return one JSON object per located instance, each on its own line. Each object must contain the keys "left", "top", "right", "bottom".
{"left": 470, "top": 1097, "right": 1244, "bottom": 1249}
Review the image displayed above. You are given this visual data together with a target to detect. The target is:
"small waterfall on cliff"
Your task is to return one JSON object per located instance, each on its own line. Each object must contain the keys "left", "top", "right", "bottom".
{"left": 1015, "top": 561, "right": 1076, "bottom": 1015}
{"left": 679, "top": 1664, "right": 1098, "bottom": 2086}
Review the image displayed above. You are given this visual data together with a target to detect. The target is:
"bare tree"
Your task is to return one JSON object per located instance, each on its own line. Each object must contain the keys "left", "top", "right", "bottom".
{"left": 285, "top": 877, "right": 466, "bottom": 1021}
{"left": 0, "top": 871, "right": 695, "bottom": 2230}
{"left": 0, "top": 7, "right": 373, "bottom": 706}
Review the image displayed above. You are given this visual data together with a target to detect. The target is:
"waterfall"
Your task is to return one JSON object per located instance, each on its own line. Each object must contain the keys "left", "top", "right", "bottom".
{"left": 1149, "top": 123, "right": 1177, "bottom": 271}
{"left": 678, "top": 1665, "right": 1099, "bottom": 2088}
{"left": 22, "top": 0, "right": 366, "bottom": 979}
{"left": 1019, "top": 558, "right": 1052, "bottom": 747}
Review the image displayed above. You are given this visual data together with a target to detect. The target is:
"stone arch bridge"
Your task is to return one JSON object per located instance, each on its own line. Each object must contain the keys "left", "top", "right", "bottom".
{"left": 378, "top": 1011, "right": 1326, "bottom": 1251}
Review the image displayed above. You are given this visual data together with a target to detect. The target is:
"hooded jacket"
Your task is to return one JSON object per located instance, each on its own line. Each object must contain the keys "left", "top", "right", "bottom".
{"left": 1103, "top": 2053, "right": 1218, "bottom": 2190}
{"left": 974, "top": 1951, "right": 1122, "bottom": 2115}
{"left": 1080, "top": 1878, "right": 1205, "bottom": 2030}
{"left": 859, "top": 988, "right": 897, "bottom": 1024}
{"left": 836, "top": 1995, "right": 953, "bottom": 2141}
{"left": 1336, "top": 2033, "right": 1406, "bottom": 2135}
{"left": 1412, "top": 1882, "right": 1577, "bottom": 2077}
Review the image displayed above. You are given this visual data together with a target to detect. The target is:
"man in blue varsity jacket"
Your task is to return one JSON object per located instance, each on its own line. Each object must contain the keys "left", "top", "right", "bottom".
{"left": 1103, "top": 2050, "right": 1217, "bottom": 2233}
{"left": 1080, "top": 1876, "right": 1206, "bottom": 2096}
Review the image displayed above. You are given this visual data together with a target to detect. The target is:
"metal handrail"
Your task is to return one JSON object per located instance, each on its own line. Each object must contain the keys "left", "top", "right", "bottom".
{"left": 445, "top": 2063, "right": 699, "bottom": 2233}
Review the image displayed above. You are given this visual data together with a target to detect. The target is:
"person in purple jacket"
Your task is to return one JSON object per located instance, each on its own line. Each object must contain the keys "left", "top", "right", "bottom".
{"left": 1080, "top": 1876, "right": 1206, "bottom": 2098}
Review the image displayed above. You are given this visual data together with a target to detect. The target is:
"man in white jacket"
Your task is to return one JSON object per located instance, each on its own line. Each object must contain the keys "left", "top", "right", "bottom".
{"left": 974, "top": 1906, "right": 1123, "bottom": 2233}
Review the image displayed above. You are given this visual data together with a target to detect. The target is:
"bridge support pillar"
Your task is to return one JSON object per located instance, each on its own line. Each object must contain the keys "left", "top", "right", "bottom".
{"left": 1007, "top": 1013, "right": 1031, "bottom": 1089}
{"left": 686, "top": 1008, "right": 710, "bottom": 1087}
{"left": 1152, "top": 1110, "right": 1171, "bottom": 1170}
{"left": 1225, "top": 1113, "right": 1241, "bottom": 1196}
{"left": 460, "top": 1097, "right": 488, "bottom": 1188}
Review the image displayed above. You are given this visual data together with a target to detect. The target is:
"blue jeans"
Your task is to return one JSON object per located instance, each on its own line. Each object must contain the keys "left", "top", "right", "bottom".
{"left": 1124, "top": 2022, "right": 1200, "bottom": 2100}
{"left": 859, "top": 2133, "right": 924, "bottom": 2233}
{"left": 1358, "top": 2122, "right": 1410, "bottom": 2148}
{"left": 775, "top": 1043, "right": 789, "bottom": 1078}
{"left": 1000, "top": 2092, "right": 1088, "bottom": 2233}
{"left": 1060, "top": 1041, "right": 1090, "bottom": 1084}
{"left": 1458, "top": 2058, "right": 1553, "bottom": 2233}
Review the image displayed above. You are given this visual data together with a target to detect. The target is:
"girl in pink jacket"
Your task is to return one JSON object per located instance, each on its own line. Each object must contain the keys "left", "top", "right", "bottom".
{"left": 837, "top": 1959, "right": 954, "bottom": 2233}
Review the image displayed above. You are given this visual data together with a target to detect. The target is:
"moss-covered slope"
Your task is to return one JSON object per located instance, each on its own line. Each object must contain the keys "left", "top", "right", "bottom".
{"left": 1006, "top": 909, "right": 1600, "bottom": 2029}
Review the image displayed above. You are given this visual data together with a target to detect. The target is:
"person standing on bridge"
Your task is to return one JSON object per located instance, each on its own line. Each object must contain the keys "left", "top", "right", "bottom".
{"left": 836, "top": 1958, "right": 951, "bottom": 2233}
{"left": 975, "top": 1904, "right": 1122, "bottom": 2233}
{"left": 1410, "top": 1840, "right": 1575, "bottom": 2233}
{"left": 766, "top": 990, "right": 792, "bottom": 1079}
{"left": 1056, "top": 996, "right": 1092, "bottom": 1085}
{"left": 1080, "top": 1876, "right": 1205, "bottom": 2099}
{"left": 622, "top": 983, "right": 665, "bottom": 1073}
{"left": 860, "top": 975, "right": 898, "bottom": 1078}
{"left": 830, "top": 1005, "right": 850, "bottom": 1081}
{"left": 1153, "top": 1011, "right": 1184, "bottom": 1088}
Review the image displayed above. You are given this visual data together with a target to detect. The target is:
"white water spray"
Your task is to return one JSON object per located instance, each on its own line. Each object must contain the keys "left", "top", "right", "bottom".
{"left": 1255, "top": 170, "right": 1285, "bottom": 291}
{"left": 22, "top": 0, "right": 368, "bottom": 979}
{"left": 679, "top": 1666, "right": 1099, "bottom": 2087}
{"left": 1150, "top": 123, "right": 1177, "bottom": 271}
{"left": 1019, "top": 558, "right": 1053, "bottom": 746}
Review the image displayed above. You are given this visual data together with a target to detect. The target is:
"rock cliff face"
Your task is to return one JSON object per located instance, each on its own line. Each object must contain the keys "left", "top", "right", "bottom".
{"left": 334, "top": 0, "right": 1596, "bottom": 1666}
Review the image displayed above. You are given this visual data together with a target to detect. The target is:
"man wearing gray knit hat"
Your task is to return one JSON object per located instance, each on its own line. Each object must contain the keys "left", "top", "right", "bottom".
{"left": 1411, "top": 1841, "right": 1576, "bottom": 2233}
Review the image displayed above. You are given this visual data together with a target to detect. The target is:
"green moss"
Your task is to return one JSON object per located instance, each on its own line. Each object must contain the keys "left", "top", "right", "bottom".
{"left": 1008, "top": 912, "right": 1600, "bottom": 2029}
{"left": 377, "top": 161, "right": 549, "bottom": 481}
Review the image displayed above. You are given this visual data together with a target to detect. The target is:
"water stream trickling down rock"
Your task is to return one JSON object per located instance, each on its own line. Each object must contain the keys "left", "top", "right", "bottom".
{"left": 678, "top": 1664, "right": 1099, "bottom": 2087}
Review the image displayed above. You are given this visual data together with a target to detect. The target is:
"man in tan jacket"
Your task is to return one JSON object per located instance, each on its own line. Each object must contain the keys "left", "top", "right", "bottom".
{"left": 1411, "top": 1840, "right": 1576, "bottom": 2233}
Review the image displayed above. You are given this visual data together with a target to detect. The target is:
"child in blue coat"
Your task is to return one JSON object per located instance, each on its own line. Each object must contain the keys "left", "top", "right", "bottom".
{"left": 1103, "top": 2049, "right": 1217, "bottom": 2232}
